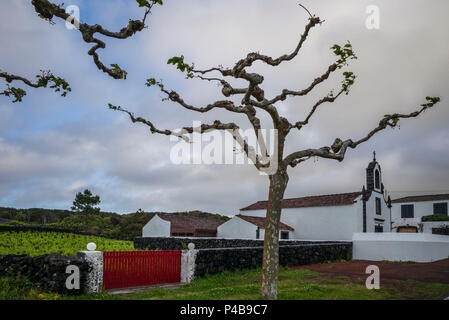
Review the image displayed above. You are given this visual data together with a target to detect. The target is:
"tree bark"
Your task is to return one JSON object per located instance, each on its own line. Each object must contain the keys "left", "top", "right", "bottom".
{"left": 260, "top": 170, "right": 289, "bottom": 300}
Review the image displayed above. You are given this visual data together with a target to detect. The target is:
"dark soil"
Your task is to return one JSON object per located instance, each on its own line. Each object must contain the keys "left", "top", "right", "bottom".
{"left": 295, "top": 258, "right": 449, "bottom": 285}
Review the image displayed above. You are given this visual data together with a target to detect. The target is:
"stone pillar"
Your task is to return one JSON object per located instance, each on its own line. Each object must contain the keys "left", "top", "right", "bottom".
{"left": 180, "top": 243, "right": 198, "bottom": 284}
{"left": 77, "top": 251, "right": 103, "bottom": 293}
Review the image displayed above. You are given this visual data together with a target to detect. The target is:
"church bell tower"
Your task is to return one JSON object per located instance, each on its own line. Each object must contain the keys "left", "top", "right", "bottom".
{"left": 366, "top": 151, "right": 383, "bottom": 194}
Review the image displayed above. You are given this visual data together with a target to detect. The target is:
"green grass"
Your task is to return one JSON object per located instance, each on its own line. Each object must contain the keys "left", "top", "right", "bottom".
{"left": 63, "top": 267, "right": 449, "bottom": 300}
{"left": 1, "top": 266, "right": 448, "bottom": 300}
{"left": 0, "top": 231, "right": 135, "bottom": 257}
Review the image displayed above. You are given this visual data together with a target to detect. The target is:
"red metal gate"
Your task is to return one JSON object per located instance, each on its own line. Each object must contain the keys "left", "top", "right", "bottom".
{"left": 102, "top": 251, "right": 181, "bottom": 290}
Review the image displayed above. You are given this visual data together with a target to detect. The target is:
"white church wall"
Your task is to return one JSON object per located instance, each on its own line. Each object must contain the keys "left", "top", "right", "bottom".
{"left": 353, "top": 232, "right": 449, "bottom": 262}
{"left": 142, "top": 215, "right": 171, "bottom": 237}
{"left": 241, "top": 205, "right": 359, "bottom": 241}
{"left": 217, "top": 216, "right": 293, "bottom": 240}
{"left": 422, "top": 221, "right": 449, "bottom": 233}
{"left": 364, "top": 193, "right": 391, "bottom": 232}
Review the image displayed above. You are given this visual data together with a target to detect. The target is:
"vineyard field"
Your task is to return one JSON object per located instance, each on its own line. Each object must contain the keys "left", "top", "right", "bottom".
{"left": 0, "top": 231, "right": 135, "bottom": 257}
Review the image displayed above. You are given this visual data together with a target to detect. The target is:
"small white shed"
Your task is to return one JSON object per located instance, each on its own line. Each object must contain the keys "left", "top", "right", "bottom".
{"left": 142, "top": 214, "right": 171, "bottom": 237}
{"left": 217, "top": 214, "right": 294, "bottom": 240}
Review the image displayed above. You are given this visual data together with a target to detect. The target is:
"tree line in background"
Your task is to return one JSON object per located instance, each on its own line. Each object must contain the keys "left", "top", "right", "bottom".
{"left": 0, "top": 190, "right": 227, "bottom": 241}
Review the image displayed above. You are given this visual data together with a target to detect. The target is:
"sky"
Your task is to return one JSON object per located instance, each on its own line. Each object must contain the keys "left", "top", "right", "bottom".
{"left": 0, "top": 0, "right": 448, "bottom": 216}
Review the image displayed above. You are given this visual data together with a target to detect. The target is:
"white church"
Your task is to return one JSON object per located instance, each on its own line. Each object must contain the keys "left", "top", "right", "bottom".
{"left": 218, "top": 154, "right": 392, "bottom": 241}
{"left": 143, "top": 154, "right": 449, "bottom": 242}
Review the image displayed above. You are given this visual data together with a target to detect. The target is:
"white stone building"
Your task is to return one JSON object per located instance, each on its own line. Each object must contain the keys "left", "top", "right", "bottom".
{"left": 142, "top": 214, "right": 225, "bottom": 237}
{"left": 391, "top": 194, "right": 449, "bottom": 233}
{"left": 217, "top": 214, "right": 294, "bottom": 240}
{"left": 231, "top": 155, "right": 392, "bottom": 241}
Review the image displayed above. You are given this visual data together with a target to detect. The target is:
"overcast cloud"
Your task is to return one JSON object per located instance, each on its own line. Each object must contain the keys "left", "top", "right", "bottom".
{"left": 0, "top": 0, "right": 448, "bottom": 215}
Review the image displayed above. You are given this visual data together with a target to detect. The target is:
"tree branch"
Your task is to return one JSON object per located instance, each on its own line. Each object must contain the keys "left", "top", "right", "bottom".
{"left": 30, "top": 0, "right": 161, "bottom": 79}
{"left": 263, "top": 63, "right": 338, "bottom": 106}
{"left": 0, "top": 69, "right": 71, "bottom": 103}
{"left": 283, "top": 97, "right": 441, "bottom": 167}
{"left": 289, "top": 87, "right": 346, "bottom": 132}
{"left": 231, "top": 16, "right": 322, "bottom": 75}
{"left": 108, "top": 102, "right": 271, "bottom": 170}
{"left": 143, "top": 79, "right": 273, "bottom": 167}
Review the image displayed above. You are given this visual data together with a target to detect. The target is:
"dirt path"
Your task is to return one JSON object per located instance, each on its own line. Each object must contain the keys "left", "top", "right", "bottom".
{"left": 294, "top": 259, "right": 449, "bottom": 284}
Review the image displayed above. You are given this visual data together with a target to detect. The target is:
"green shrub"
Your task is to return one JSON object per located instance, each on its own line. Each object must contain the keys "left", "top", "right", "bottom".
{"left": 421, "top": 214, "right": 449, "bottom": 222}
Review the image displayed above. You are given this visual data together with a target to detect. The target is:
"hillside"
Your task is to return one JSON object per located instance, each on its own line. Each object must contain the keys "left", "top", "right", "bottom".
{"left": 0, "top": 207, "right": 229, "bottom": 240}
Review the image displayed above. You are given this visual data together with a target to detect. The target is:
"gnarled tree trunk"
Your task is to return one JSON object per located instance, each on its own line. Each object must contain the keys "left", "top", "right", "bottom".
{"left": 260, "top": 170, "right": 289, "bottom": 300}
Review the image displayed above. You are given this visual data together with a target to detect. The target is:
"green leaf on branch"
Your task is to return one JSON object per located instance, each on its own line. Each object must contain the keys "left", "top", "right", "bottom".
{"left": 110, "top": 64, "right": 128, "bottom": 80}
{"left": 108, "top": 103, "right": 120, "bottom": 110}
{"left": 136, "top": 0, "right": 163, "bottom": 9}
{"left": 36, "top": 71, "right": 71, "bottom": 97}
{"left": 167, "top": 55, "right": 194, "bottom": 79}
{"left": 331, "top": 41, "right": 357, "bottom": 68}
{"left": 420, "top": 96, "right": 441, "bottom": 108}
{"left": 146, "top": 78, "right": 164, "bottom": 89}
{"left": 341, "top": 71, "right": 356, "bottom": 94}
{"left": 146, "top": 78, "right": 157, "bottom": 87}
{"left": 1, "top": 87, "right": 27, "bottom": 103}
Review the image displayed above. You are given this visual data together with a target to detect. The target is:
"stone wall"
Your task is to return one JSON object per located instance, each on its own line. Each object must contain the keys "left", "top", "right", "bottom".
{"left": 0, "top": 253, "right": 90, "bottom": 295}
{"left": 134, "top": 237, "right": 337, "bottom": 250}
{"left": 193, "top": 242, "right": 352, "bottom": 277}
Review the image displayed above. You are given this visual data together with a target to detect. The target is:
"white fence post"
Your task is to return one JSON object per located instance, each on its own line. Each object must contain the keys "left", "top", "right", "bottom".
{"left": 180, "top": 243, "right": 198, "bottom": 284}
{"left": 77, "top": 250, "right": 103, "bottom": 293}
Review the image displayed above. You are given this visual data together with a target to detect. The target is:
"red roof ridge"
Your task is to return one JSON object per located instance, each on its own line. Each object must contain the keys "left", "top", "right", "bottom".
{"left": 155, "top": 213, "right": 226, "bottom": 234}
{"left": 240, "top": 191, "right": 362, "bottom": 211}
{"left": 280, "top": 191, "right": 363, "bottom": 201}
{"left": 392, "top": 194, "right": 449, "bottom": 203}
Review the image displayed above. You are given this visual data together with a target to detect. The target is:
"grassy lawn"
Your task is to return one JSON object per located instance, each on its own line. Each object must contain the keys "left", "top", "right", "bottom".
{"left": 56, "top": 267, "right": 449, "bottom": 300}
{"left": 2, "top": 263, "right": 448, "bottom": 300}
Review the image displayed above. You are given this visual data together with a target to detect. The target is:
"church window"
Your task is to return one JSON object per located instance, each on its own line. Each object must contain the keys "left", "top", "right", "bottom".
{"left": 433, "top": 203, "right": 448, "bottom": 215}
{"left": 376, "top": 198, "right": 381, "bottom": 215}
{"left": 375, "top": 170, "right": 380, "bottom": 190}
{"left": 375, "top": 225, "right": 383, "bottom": 233}
{"left": 401, "top": 204, "right": 414, "bottom": 218}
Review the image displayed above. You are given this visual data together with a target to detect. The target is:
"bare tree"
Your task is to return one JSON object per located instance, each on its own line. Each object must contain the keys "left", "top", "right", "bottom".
{"left": 109, "top": 8, "right": 440, "bottom": 299}
{"left": 1, "top": 2, "right": 441, "bottom": 300}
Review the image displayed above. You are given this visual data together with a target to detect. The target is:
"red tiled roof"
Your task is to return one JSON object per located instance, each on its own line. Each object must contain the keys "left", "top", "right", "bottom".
{"left": 392, "top": 194, "right": 449, "bottom": 203}
{"left": 157, "top": 214, "right": 225, "bottom": 234}
{"left": 236, "top": 215, "right": 294, "bottom": 231}
{"left": 240, "top": 192, "right": 362, "bottom": 211}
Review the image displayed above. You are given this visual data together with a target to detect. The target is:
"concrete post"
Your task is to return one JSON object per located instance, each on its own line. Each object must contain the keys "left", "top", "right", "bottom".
{"left": 180, "top": 243, "right": 198, "bottom": 284}
{"left": 77, "top": 251, "right": 103, "bottom": 293}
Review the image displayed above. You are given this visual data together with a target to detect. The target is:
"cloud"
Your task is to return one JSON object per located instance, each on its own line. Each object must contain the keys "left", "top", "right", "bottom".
{"left": 0, "top": 0, "right": 448, "bottom": 216}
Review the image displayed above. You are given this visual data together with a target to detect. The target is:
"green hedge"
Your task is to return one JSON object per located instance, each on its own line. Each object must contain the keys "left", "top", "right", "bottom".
{"left": 421, "top": 214, "right": 449, "bottom": 222}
